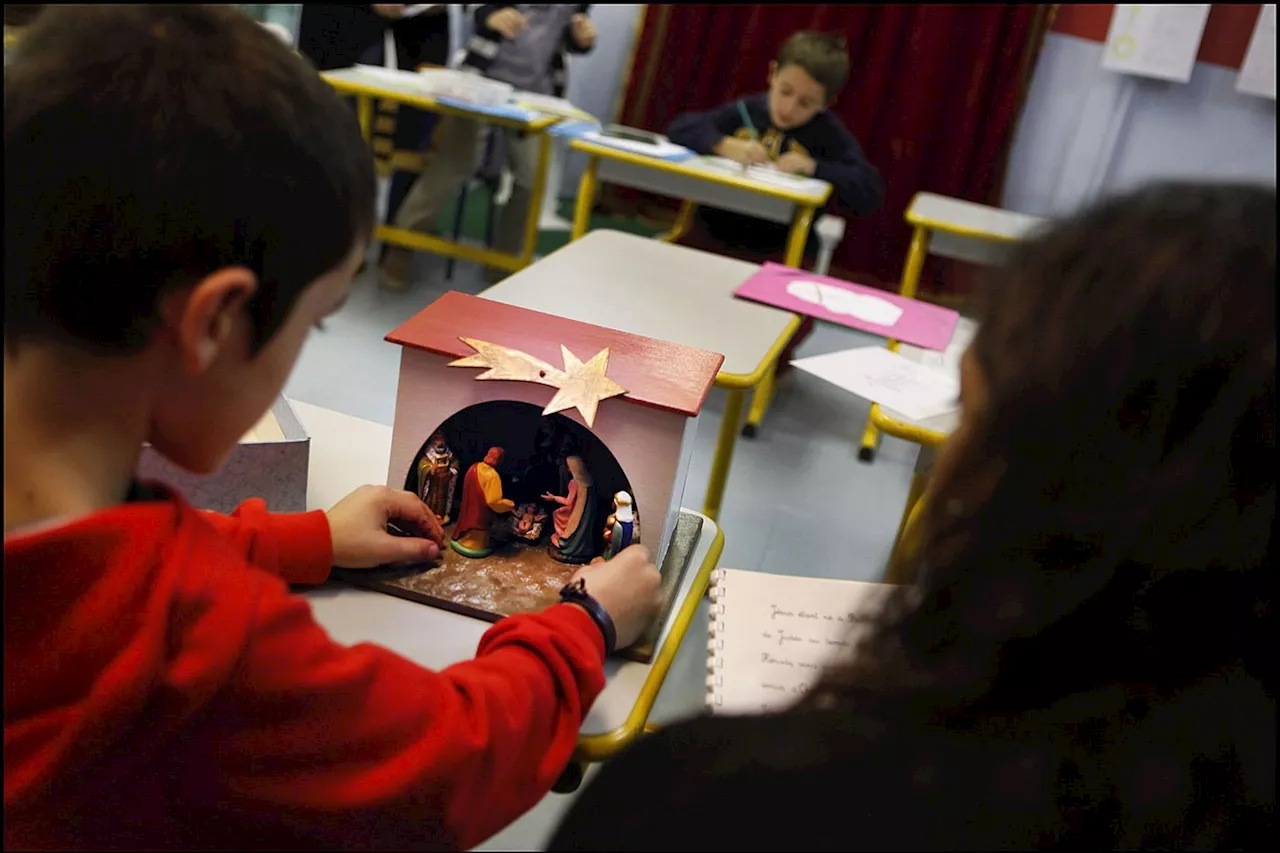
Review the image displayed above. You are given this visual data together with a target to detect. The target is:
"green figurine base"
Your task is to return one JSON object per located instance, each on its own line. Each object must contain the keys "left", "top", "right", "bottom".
{"left": 450, "top": 539, "right": 494, "bottom": 559}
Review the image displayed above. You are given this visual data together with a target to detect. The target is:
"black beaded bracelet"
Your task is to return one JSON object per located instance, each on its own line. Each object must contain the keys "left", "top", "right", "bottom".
{"left": 559, "top": 578, "right": 617, "bottom": 656}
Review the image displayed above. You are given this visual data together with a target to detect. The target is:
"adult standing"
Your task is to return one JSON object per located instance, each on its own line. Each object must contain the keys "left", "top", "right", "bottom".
{"left": 379, "top": 5, "right": 598, "bottom": 290}
{"left": 298, "top": 5, "right": 451, "bottom": 242}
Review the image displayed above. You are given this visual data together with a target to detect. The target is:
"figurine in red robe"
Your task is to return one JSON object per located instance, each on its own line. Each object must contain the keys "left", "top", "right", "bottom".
{"left": 450, "top": 447, "right": 515, "bottom": 558}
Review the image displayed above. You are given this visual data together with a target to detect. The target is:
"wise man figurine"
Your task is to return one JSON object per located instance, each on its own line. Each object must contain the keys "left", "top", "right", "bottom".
{"left": 602, "top": 491, "right": 637, "bottom": 560}
{"left": 417, "top": 432, "right": 458, "bottom": 525}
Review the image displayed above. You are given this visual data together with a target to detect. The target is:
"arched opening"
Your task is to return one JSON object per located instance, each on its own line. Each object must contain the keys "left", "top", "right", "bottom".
{"left": 405, "top": 400, "right": 640, "bottom": 565}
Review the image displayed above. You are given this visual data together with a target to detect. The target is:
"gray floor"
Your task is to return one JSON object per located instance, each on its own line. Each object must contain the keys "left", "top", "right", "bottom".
{"left": 285, "top": 240, "right": 924, "bottom": 851}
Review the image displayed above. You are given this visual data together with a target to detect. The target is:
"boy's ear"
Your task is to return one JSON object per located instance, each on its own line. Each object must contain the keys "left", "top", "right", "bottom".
{"left": 160, "top": 267, "right": 259, "bottom": 376}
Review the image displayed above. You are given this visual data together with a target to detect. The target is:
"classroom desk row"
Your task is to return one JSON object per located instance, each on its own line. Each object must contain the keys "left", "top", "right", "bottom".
{"left": 322, "top": 65, "right": 1048, "bottom": 565}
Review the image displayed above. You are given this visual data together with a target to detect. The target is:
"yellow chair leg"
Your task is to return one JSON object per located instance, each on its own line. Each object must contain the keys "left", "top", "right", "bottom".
{"left": 742, "top": 362, "right": 777, "bottom": 439}
{"left": 703, "top": 387, "right": 746, "bottom": 522}
{"left": 658, "top": 199, "right": 697, "bottom": 243}
{"left": 859, "top": 225, "right": 932, "bottom": 464}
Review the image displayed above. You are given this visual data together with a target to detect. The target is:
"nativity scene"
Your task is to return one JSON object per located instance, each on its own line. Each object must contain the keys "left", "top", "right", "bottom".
{"left": 339, "top": 290, "right": 724, "bottom": 661}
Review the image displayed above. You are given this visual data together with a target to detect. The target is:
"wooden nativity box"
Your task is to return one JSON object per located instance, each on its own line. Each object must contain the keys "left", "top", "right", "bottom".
{"left": 338, "top": 290, "right": 724, "bottom": 661}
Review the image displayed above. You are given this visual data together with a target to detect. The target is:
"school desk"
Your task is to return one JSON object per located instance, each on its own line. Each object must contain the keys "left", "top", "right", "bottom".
{"left": 290, "top": 400, "right": 724, "bottom": 787}
{"left": 860, "top": 192, "right": 1047, "bottom": 464}
{"left": 479, "top": 230, "right": 799, "bottom": 524}
{"left": 323, "top": 66, "right": 562, "bottom": 275}
{"left": 566, "top": 139, "right": 833, "bottom": 438}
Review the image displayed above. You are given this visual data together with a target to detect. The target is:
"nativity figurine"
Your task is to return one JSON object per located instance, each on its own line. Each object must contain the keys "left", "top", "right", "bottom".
{"left": 451, "top": 446, "right": 515, "bottom": 558}
{"left": 542, "top": 455, "right": 600, "bottom": 565}
{"left": 416, "top": 431, "right": 458, "bottom": 525}
{"left": 602, "top": 491, "right": 637, "bottom": 560}
{"left": 510, "top": 502, "right": 548, "bottom": 543}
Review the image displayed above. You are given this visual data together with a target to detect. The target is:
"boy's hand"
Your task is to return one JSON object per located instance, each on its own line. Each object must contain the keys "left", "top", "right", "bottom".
{"left": 570, "top": 14, "right": 597, "bottom": 49}
{"left": 486, "top": 7, "right": 527, "bottom": 39}
{"left": 326, "top": 485, "right": 444, "bottom": 568}
{"left": 714, "top": 136, "right": 770, "bottom": 166}
{"left": 776, "top": 151, "right": 817, "bottom": 176}
{"left": 569, "top": 545, "right": 663, "bottom": 651}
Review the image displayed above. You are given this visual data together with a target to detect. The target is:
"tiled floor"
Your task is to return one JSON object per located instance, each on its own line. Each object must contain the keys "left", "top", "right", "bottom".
{"left": 284, "top": 238, "right": 924, "bottom": 850}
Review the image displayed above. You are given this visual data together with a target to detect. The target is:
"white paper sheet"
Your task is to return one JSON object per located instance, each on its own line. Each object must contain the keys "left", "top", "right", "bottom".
{"left": 791, "top": 346, "right": 960, "bottom": 422}
{"left": 1237, "top": 5, "right": 1276, "bottom": 99}
{"left": 1101, "top": 4, "right": 1211, "bottom": 83}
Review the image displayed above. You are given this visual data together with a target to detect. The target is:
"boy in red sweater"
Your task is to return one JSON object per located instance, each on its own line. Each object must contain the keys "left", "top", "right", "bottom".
{"left": 3, "top": 5, "right": 661, "bottom": 850}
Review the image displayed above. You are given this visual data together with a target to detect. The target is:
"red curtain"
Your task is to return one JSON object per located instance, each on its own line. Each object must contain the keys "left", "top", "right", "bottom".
{"left": 618, "top": 4, "right": 1046, "bottom": 295}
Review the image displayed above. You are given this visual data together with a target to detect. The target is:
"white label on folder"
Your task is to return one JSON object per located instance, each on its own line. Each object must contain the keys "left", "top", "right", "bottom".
{"left": 786, "top": 280, "right": 905, "bottom": 327}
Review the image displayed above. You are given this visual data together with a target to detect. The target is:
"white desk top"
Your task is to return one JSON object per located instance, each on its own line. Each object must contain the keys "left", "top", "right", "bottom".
{"left": 291, "top": 400, "right": 719, "bottom": 739}
{"left": 480, "top": 230, "right": 796, "bottom": 380}
{"left": 907, "top": 192, "right": 1046, "bottom": 242}
{"left": 322, "top": 66, "right": 557, "bottom": 128}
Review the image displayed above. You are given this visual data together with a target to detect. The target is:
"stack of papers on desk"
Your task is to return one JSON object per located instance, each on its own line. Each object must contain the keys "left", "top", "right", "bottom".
{"left": 580, "top": 130, "right": 694, "bottom": 162}
{"left": 791, "top": 346, "right": 960, "bottom": 422}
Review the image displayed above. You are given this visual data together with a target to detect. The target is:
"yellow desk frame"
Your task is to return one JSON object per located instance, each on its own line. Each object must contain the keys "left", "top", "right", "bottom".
{"left": 561, "top": 523, "right": 725, "bottom": 782}
{"left": 567, "top": 140, "right": 818, "bottom": 504}
{"left": 324, "top": 74, "right": 560, "bottom": 275}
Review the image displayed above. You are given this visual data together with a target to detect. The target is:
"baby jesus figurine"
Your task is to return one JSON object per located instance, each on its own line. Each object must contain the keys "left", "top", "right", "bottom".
{"left": 542, "top": 455, "right": 600, "bottom": 565}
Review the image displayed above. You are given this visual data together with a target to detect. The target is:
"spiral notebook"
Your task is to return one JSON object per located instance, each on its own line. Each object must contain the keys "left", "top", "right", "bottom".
{"left": 707, "top": 568, "right": 891, "bottom": 715}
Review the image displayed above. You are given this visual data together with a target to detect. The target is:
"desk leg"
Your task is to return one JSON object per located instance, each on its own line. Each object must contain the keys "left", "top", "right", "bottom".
{"left": 860, "top": 225, "right": 931, "bottom": 463}
{"left": 571, "top": 156, "right": 600, "bottom": 241}
{"left": 883, "top": 444, "right": 935, "bottom": 584}
{"left": 743, "top": 206, "right": 819, "bottom": 438}
{"left": 357, "top": 95, "right": 374, "bottom": 145}
{"left": 659, "top": 199, "right": 698, "bottom": 243}
{"left": 518, "top": 131, "right": 553, "bottom": 267}
{"left": 703, "top": 387, "right": 746, "bottom": 522}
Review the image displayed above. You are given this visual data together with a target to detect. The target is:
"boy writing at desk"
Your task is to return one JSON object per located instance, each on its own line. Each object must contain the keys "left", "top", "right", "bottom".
{"left": 668, "top": 32, "right": 884, "bottom": 361}
{"left": 4, "top": 6, "right": 660, "bottom": 850}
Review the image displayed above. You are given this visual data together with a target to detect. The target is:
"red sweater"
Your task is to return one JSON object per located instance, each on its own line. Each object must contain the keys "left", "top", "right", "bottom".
{"left": 3, "top": 488, "right": 606, "bottom": 850}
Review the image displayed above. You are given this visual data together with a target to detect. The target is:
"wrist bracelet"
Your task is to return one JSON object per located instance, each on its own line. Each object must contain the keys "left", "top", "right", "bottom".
{"left": 559, "top": 578, "right": 616, "bottom": 656}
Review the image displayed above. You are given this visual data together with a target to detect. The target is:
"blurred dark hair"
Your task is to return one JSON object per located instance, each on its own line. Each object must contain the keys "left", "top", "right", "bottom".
{"left": 4, "top": 4, "right": 375, "bottom": 357}
{"left": 3, "top": 5, "right": 45, "bottom": 28}
{"left": 804, "top": 183, "right": 1275, "bottom": 846}
{"left": 776, "top": 31, "right": 849, "bottom": 100}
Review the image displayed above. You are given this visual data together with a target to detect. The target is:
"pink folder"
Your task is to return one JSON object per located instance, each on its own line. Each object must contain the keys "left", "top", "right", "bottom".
{"left": 734, "top": 263, "right": 960, "bottom": 352}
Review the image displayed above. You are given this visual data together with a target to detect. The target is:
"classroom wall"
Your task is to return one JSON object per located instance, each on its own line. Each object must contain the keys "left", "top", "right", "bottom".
{"left": 560, "top": 4, "right": 645, "bottom": 196}
{"left": 1002, "top": 4, "right": 1275, "bottom": 219}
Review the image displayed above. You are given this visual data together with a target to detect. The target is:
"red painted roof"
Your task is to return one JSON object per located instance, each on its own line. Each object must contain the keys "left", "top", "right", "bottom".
{"left": 385, "top": 291, "right": 725, "bottom": 418}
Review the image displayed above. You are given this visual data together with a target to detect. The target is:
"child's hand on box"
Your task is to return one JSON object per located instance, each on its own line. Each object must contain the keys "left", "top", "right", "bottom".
{"left": 326, "top": 485, "right": 444, "bottom": 568}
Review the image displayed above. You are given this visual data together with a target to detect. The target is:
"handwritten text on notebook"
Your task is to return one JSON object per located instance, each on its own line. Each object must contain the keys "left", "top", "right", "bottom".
{"left": 708, "top": 568, "right": 890, "bottom": 715}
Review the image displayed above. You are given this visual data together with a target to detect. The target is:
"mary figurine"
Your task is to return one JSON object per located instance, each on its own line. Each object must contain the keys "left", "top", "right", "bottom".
{"left": 542, "top": 455, "right": 601, "bottom": 564}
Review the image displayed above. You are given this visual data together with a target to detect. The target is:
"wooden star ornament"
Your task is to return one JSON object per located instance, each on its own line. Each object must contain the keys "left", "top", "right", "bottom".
{"left": 449, "top": 338, "right": 627, "bottom": 427}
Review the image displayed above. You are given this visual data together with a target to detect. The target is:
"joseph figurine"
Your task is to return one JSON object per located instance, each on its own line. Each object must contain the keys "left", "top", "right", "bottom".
{"left": 451, "top": 447, "right": 515, "bottom": 558}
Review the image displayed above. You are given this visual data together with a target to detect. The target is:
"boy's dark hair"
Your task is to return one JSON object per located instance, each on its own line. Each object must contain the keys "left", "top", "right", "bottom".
{"left": 4, "top": 4, "right": 375, "bottom": 357}
{"left": 776, "top": 31, "right": 849, "bottom": 101}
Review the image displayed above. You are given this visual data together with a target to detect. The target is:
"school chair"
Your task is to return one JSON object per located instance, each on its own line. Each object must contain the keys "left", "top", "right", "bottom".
{"left": 858, "top": 193, "right": 1045, "bottom": 462}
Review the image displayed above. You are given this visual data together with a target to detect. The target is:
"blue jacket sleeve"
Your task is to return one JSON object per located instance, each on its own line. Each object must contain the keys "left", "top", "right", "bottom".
{"left": 812, "top": 119, "right": 885, "bottom": 217}
{"left": 667, "top": 101, "right": 746, "bottom": 156}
